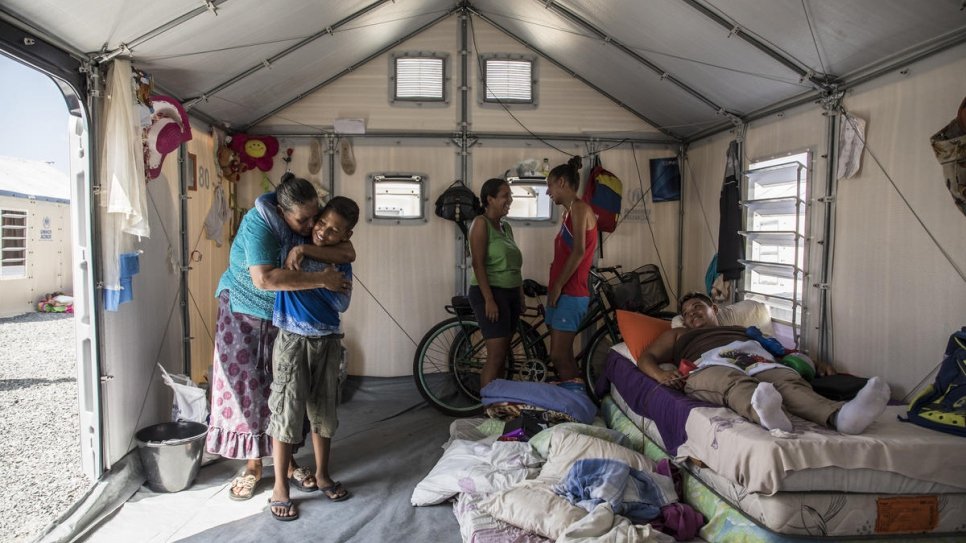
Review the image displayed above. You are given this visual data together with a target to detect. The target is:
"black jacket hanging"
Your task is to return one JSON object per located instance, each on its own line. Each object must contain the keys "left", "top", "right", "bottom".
{"left": 717, "top": 140, "right": 744, "bottom": 281}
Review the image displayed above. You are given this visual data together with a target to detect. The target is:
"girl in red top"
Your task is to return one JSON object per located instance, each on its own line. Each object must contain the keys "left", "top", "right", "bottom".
{"left": 545, "top": 156, "right": 598, "bottom": 380}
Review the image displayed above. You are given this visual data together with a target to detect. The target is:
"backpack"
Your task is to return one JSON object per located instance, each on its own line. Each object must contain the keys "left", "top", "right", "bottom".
{"left": 435, "top": 180, "right": 480, "bottom": 237}
{"left": 581, "top": 157, "right": 623, "bottom": 233}
{"left": 902, "top": 327, "right": 966, "bottom": 436}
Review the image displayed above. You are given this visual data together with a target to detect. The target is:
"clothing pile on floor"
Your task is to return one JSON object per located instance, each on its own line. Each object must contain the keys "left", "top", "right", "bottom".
{"left": 36, "top": 292, "right": 74, "bottom": 313}
{"left": 412, "top": 418, "right": 704, "bottom": 543}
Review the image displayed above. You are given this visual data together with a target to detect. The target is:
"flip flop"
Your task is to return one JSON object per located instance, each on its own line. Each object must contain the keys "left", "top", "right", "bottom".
{"left": 288, "top": 466, "right": 318, "bottom": 492}
{"left": 319, "top": 481, "right": 351, "bottom": 502}
{"left": 227, "top": 473, "right": 259, "bottom": 501}
{"left": 268, "top": 498, "right": 299, "bottom": 521}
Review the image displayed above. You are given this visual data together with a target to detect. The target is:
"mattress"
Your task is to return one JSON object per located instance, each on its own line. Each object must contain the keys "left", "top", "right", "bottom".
{"left": 602, "top": 344, "right": 966, "bottom": 495}
{"left": 601, "top": 396, "right": 966, "bottom": 540}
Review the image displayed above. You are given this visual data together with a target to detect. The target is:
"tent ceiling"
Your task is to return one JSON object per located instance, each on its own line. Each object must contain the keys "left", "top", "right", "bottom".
{"left": 1, "top": 0, "right": 963, "bottom": 141}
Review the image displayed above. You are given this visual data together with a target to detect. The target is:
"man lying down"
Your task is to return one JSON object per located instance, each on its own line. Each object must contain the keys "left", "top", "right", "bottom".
{"left": 635, "top": 292, "right": 891, "bottom": 435}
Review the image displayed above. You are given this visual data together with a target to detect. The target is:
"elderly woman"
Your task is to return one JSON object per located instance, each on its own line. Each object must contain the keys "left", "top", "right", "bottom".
{"left": 207, "top": 173, "right": 354, "bottom": 501}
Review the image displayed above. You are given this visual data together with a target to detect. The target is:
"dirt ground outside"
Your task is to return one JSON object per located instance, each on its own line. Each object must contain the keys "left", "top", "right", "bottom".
{"left": 0, "top": 312, "right": 91, "bottom": 543}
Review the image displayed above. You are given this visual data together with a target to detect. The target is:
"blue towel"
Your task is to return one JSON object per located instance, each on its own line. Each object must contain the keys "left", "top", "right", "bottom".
{"left": 553, "top": 458, "right": 629, "bottom": 513}
{"left": 554, "top": 458, "right": 669, "bottom": 524}
{"left": 104, "top": 252, "right": 140, "bottom": 311}
{"left": 481, "top": 379, "right": 597, "bottom": 424}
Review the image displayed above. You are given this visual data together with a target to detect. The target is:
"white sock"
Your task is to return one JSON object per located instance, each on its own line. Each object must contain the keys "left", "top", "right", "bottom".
{"left": 835, "top": 376, "right": 890, "bottom": 434}
{"left": 751, "top": 382, "right": 793, "bottom": 432}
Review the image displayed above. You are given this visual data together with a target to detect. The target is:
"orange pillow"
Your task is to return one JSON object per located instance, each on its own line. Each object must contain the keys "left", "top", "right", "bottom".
{"left": 616, "top": 310, "right": 671, "bottom": 361}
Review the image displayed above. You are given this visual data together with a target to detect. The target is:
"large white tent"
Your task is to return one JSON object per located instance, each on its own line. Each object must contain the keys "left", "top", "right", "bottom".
{"left": 0, "top": 1, "right": 964, "bottom": 541}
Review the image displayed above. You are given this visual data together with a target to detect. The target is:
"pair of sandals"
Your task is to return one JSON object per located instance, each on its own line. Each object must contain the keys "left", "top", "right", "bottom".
{"left": 268, "top": 480, "right": 349, "bottom": 522}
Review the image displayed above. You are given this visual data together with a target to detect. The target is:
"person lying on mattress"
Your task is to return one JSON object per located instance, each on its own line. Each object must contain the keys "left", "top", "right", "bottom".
{"left": 635, "top": 292, "right": 891, "bottom": 434}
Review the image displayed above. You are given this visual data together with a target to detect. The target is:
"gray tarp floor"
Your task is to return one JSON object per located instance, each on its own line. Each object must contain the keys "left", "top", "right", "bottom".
{"left": 84, "top": 376, "right": 463, "bottom": 542}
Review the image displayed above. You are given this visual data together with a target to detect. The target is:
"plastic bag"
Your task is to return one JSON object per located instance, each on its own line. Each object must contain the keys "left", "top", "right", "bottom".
{"left": 159, "top": 364, "right": 208, "bottom": 423}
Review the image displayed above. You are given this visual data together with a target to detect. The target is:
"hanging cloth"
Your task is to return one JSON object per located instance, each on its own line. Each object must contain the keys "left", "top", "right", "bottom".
{"left": 930, "top": 97, "right": 966, "bottom": 217}
{"left": 716, "top": 141, "right": 744, "bottom": 281}
{"left": 98, "top": 59, "right": 148, "bottom": 310}
{"left": 204, "top": 183, "right": 230, "bottom": 247}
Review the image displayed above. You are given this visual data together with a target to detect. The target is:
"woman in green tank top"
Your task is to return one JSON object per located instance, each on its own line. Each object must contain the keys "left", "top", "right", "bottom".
{"left": 468, "top": 178, "right": 525, "bottom": 388}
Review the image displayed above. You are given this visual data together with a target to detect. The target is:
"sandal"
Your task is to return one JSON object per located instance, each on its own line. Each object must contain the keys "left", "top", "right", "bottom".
{"left": 228, "top": 473, "right": 259, "bottom": 501}
{"left": 319, "top": 481, "right": 351, "bottom": 502}
{"left": 268, "top": 498, "right": 299, "bottom": 521}
{"left": 288, "top": 466, "right": 318, "bottom": 492}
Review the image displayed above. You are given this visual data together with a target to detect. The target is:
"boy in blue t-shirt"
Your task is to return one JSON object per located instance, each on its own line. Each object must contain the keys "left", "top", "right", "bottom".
{"left": 266, "top": 196, "right": 359, "bottom": 521}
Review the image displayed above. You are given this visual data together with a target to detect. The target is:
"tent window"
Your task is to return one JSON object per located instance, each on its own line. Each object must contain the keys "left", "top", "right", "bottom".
{"left": 739, "top": 151, "right": 810, "bottom": 341}
{"left": 481, "top": 56, "right": 534, "bottom": 104}
{"left": 367, "top": 173, "right": 427, "bottom": 223}
{"left": 506, "top": 177, "right": 553, "bottom": 223}
{"left": 1, "top": 208, "right": 28, "bottom": 279}
{"left": 392, "top": 55, "right": 446, "bottom": 102}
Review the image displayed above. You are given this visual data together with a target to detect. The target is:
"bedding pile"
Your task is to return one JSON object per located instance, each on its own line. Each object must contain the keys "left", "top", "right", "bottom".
{"left": 413, "top": 420, "right": 705, "bottom": 542}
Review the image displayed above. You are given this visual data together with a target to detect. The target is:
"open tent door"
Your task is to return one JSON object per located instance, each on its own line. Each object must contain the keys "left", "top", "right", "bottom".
{"left": 68, "top": 112, "right": 103, "bottom": 479}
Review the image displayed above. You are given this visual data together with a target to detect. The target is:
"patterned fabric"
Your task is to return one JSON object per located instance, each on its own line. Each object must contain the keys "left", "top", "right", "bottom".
{"left": 206, "top": 290, "right": 278, "bottom": 459}
{"left": 931, "top": 116, "right": 966, "bottom": 217}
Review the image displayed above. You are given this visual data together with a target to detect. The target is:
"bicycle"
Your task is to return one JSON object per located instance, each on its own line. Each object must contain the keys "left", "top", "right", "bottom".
{"left": 412, "top": 266, "right": 634, "bottom": 417}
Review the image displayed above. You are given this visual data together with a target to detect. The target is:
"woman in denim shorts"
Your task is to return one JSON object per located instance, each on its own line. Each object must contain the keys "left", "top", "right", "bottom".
{"left": 467, "top": 178, "right": 524, "bottom": 389}
{"left": 544, "top": 157, "right": 598, "bottom": 381}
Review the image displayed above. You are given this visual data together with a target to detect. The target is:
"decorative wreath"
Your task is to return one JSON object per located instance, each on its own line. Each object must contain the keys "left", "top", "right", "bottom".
{"left": 229, "top": 133, "right": 279, "bottom": 172}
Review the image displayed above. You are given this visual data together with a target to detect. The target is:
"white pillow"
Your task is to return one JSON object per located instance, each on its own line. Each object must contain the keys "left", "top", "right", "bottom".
{"left": 538, "top": 431, "right": 653, "bottom": 483}
{"left": 672, "top": 299, "right": 774, "bottom": 336}
{"left": 411, "top": 439, "right": 540, "bottom": 506}
{"left": 477, "top": 480, "right": 586, "bottom": 540}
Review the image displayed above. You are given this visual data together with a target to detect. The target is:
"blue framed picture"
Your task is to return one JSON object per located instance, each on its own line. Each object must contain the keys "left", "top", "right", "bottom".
{"left": 649, "top": 157, "right": 681, "bottom": 202}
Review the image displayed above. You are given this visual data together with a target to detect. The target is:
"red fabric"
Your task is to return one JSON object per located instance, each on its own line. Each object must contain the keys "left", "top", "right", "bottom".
{"left": 548, "top": 212, "right": 598, "bottom": 297}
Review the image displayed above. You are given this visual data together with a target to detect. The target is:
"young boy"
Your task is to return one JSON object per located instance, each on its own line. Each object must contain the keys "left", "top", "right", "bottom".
{"left": 266, "top": 196, "right": 359, "bottom": 521}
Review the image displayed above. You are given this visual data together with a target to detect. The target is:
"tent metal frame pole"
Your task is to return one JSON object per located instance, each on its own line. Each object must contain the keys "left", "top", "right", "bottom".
{"left": 178, "top": 144, "right": 191, "bottom": 375}
{"left": 469, "top": 7, "right": 680, "bottom": 142}
{"left": 186, "top": 0, "right": 395, "bottom": 113}
{"left": 258, "top": 131, "right": 673, "bottom": 145}
{"left": 676, "top": 145, "right": 686, "bottom": 307}
{"left": 677, "top": 0, "right": 828, "bottom": 89}
{"left": 538, "top": 1, "right": 736, "bottom": 122}
{"left": 326, "top": 134, "right": 336, "bottom": 198}
{"left": 92, "top": 0, "right": 232, "bottom": 63}
{"left": 684, "top": 31, "right": 966, "bottom": 144}
{"left": 816, "top": 94, "right": 842, "bottom": 363}
{"left": 456, "top": 6, "right": 471, "bottom": 296}
{"left": 241, "top": 7, "right": 457, "bottom": 131}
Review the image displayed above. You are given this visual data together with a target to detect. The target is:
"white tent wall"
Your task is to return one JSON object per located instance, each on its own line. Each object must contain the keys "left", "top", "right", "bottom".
{"left": 99, "top": 156, "right": 184, "bottom": 466}
{"left": 225, "top": 13, "right": 674, "bottom": 377}
{"left": 0, "top": 196, "right": 71, "bottom": 317}
{"left": 682, "top": 43, "right": 966, "bottom": 397}
{"left": 183, "top": 122, "right": 231, "bottom": 384}
{"left": 823, "top": 45, "right": 966, "bottom": 398}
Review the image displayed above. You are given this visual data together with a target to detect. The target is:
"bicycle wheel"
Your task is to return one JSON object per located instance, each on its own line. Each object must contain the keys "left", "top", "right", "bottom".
{"left": 413, "top": 317, "right": 484, "bottom": 417}
{"left": 452, "top": 321, "right": 550, "bottom": 400}
{"left": 582, "top": 327, "right": 618, "bottom": 401}
{"left": 506, "top": 321, "right": 550, "bottom": 383}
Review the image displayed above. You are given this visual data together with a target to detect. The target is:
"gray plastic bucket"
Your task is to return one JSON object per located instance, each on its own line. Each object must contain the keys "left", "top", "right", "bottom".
{"left": 135, "top": 421, "right": 208, "bottom": 493}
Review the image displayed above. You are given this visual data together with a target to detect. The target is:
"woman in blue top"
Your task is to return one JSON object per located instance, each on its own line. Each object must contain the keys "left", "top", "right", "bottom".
{"left": 468, "top": 178, "right": 524, "bottom": 389}
{"left": 207, "top": 173, "right": 354, "bottom": 501}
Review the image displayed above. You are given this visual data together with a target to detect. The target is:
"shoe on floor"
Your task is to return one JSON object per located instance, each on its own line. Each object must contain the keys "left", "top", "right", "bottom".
{"left": 268, "top": 498, "right": 299, "bottom": 521}
{"left": 228, "top": 473, "right": 259, "bottom": 501}
{"left": 339, "top": 137, "right": 356, "bottom": 176}
{"left": 320, "top": 481, "right": 351, "bottom": 502}
{"left": 289, "top": 466, "right": 318, "bottom": 492}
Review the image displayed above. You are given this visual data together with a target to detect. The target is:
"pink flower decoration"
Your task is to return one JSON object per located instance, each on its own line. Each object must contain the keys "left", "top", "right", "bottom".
{"left": 229, "top": 133, "right": 279, "bottom": 172}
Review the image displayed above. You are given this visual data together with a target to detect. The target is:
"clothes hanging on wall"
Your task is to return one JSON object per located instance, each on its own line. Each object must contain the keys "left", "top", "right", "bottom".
{"left": 837, "top": 113, "right": 867, "bottom": 180}
{"left": 716, "top": 140, "right": 744, "bottom": 281}
{"left": 204, "top": 183, "right": 230, "bottom": 247}
{"left": 930, "top": 98, "right": 966, "bottom": 217}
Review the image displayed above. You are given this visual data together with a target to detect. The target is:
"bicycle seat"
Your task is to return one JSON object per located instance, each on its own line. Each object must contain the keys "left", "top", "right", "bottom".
{"left": 451, "top": 296, "right": 471, "bottom": 310}
{"left": 523, "top": 279, "right": 547, "bottom": 298}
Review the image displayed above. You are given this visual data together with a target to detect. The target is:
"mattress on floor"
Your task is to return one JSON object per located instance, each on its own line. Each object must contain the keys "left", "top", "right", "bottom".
{"left": 601, "top": 395, "right": 966, "bottom": 541}
{"left": 602, "top": 345, "right": 966, "bottom": 495}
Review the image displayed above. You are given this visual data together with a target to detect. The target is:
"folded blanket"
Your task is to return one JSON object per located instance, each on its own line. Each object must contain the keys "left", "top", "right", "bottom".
{"left": 482, "top": 379, "right": 598, "bottom": 424}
